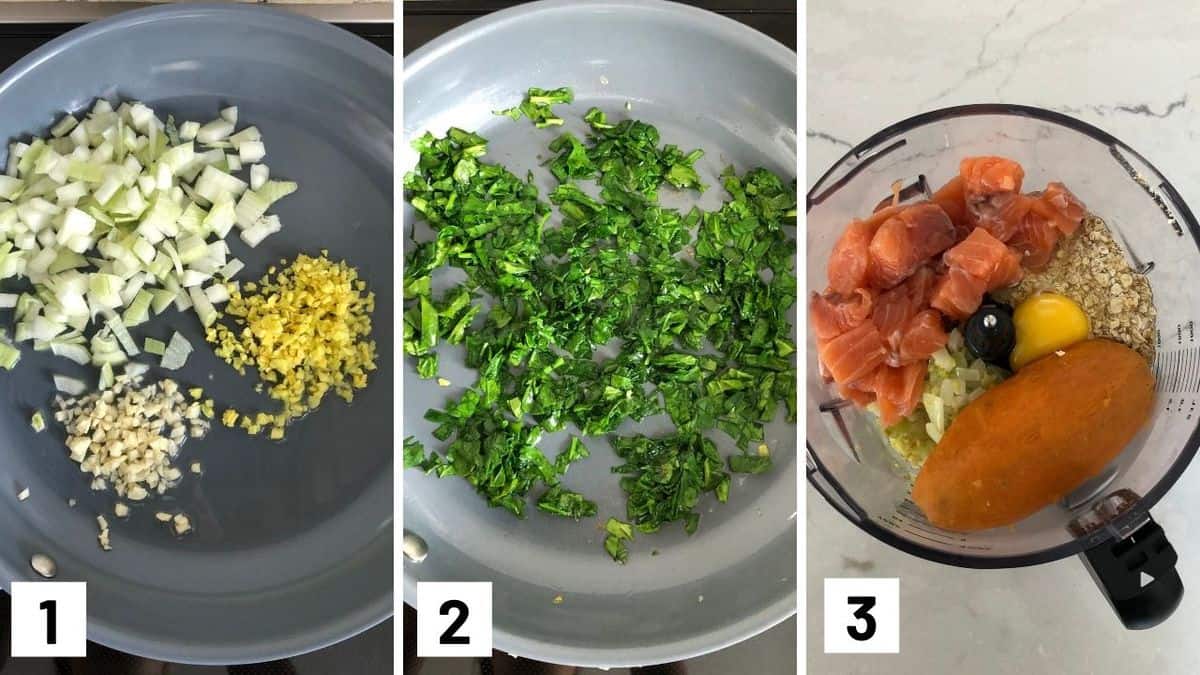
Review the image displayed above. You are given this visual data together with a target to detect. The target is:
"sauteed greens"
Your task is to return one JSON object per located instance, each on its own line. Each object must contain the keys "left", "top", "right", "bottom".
{"left": 404, "top": 87, "right": 796, "bottom": 562}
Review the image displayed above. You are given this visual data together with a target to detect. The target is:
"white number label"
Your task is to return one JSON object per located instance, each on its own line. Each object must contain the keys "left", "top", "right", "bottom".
{"left": 824, "top": 577, "right": 899, "bottom": 654}
{"left": 10, "top": 581, "right": 87, "bottom": 657}
{"left": 416, "top": 582, "right": 492, "bottom": 657}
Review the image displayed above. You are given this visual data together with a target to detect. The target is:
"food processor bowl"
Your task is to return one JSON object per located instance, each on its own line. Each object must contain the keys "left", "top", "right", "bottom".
{"left": 806, "top": 105, "right": 1200, "bottom": 628}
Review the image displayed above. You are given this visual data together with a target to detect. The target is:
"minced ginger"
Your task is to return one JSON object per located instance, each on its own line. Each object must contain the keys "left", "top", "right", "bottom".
{"left": 206, "top": 252, "right": 377, "bottom": 438}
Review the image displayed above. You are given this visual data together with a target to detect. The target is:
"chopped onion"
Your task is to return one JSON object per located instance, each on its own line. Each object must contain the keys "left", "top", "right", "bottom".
{"left": 160, "top": 331, "right": 192, "bottom": 370}
{"left": 204, "top": 284, "right": 229, "bottom": 305}
{"left": 173, "top": 288, "right": 192, "bottom": 312}
{"left": 144, "top": 337, "right": 166, "bottom": 355}
{"left": 234, "top": 190, "right": 269, "bottom": 229}
{"left": 179, "top": 121, "right": 200, "bottom": 142}
{"left": 196, "top": 119, "right": 235, "bottom": 144}
{"left": 98, "top": 361, "right": 114, "bottom": 390}
{"left": 176, "top": 235, "right": 207, "bottom": 265}
{"left": 0, "top": 100, "right": 296, "bottom": 376}
{"left": 123, "top": 361, "right": 149, "bottom": 379}
{"left": 159, "top": 142, "right": 194, "bottom": 174}
{"left": 122, "top": 289, "right": 153, "bottom": 326}
{"left": 240, "top": 214, "right": 281, "bottom": 248}
{"left": 947, "top": 329, "right": 964, "bottom": 353}
{"left": 16, "top": 315, "right": 65, "bottom": 342}
{"left": 193, "top": 165, "right": 246, "bottom": 204}
{"left": 228, "top": 126, "right": 261, "bottom": 147}
{"left": 90, "top": 329, "right": 126, "bottom": 366}
{"left": 189, "top": 286, "right": 217, "bottom": 327}
{"left": 249, "top": 164, "right": 268, "bottom": 191}
{"left": 87, "top": 273, "right": 123, "bottom": 310}
{"left": 0, "top": 340, "right": 19, "bottom": 369}
{"left": 49, "top": 340, "right": 89, "bottom": 365}
{"left": 238, "top": 141, "right": 265, "bottom": 164}
{"left": 0, "top": 175, "right": 24, "bottom": 201}
{"left": 218, "top": 259, "right": 244, "bottom": 280}
{"left": 930, "top": 347, "right": 955, "bottom": 371}
{"left": 53, "top": 374, "right": 86, "bottom": 395}
{"left": 924, "top": 421, "right": 944, "bottom": 444}
{"left": 204, "top": 196, "right": 236, "bottom": 238}
{"left": 150, "top": 288, "right": 175, "bottom": 314}
{"left": 50, "top": 114, "right": 79, "bottom": 139}
{"left": 105, "top": 316, "right": 139, "bottom": 356}
{"left": 180, "top": 270, "right": 210, "bottom": 288}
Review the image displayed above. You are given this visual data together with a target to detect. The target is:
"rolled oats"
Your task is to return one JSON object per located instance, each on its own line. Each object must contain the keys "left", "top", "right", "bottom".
{"left": 994, "top": 215, "right": 1156, "bottom": 362}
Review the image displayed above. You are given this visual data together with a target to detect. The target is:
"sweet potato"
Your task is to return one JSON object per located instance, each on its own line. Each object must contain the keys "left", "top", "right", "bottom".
{"left": 912, "top": 339, "right": 1154, "bottom": 531}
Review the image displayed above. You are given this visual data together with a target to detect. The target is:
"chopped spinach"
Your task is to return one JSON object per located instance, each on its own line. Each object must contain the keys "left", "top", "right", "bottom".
{"left": 604, "top": 517, "right": 635, "bottom": 564}
{"left": 494, "top": 87, "right": 574, "bottom": 128}
{"left": 729, "top": 453, "right": 773, "bottom": 475}
{"left": 611, "top": 432, "right": 730, "bottom": 536}
{"left": 416, "top": 353, "right": 438, "bottom": 379}
{"left": 403, "top": 436, "right": 438, "bottom": 473}
{"left": 537, "top": 486, "right": 598, "bottom": 519}
{"left": 555, "top": 436, "right": 591, "bottom": 475}
{"left": 404, "top": 86, "right": 796, "bottom": 563}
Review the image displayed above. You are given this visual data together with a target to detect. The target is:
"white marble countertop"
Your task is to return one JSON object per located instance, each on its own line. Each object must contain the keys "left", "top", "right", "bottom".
{"left": 808, "top": 1, "right": 1200, "bottom": 673}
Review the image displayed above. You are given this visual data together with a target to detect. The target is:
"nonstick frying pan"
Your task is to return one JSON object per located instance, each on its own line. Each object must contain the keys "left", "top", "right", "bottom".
{"left": 0, "top": 5, "right": 393, "bottom": 664}
{"left": 402, "top": 0, "right": 797, "bottom": 667}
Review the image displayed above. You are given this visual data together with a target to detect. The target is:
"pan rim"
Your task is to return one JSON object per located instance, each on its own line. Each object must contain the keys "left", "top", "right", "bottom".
{"left": 403, "top": 0, "right": 796, "bottom": 85}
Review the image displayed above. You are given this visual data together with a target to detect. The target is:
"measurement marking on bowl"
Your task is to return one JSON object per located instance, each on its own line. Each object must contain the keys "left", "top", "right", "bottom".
{"left": 1154, "top": 346, "right": 1200, "bottom": 393}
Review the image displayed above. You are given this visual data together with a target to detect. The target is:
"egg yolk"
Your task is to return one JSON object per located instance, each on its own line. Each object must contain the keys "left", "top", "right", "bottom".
{"left": 1010, "top": 292, "right": 1090, "bottom": 370}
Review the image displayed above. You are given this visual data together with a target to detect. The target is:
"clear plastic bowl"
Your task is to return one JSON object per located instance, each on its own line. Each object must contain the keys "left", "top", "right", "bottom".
{"left": 806, "top": 106, "right": 1200, "bottom": 582}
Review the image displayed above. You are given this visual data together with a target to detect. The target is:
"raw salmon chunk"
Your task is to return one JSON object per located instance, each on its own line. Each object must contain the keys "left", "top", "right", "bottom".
{"left": 942, "top": 228, "right": 1024, "bottom": 290}
{"left": 961, "top": 156, "right": 1028, "bottom": 238}
{"left": 961, "top": 156, "right": 1025, "bottom": 199}
{"left": 1010, "top": 208, "right": 1061, "bottom": 270}
{"left": 943, "top": 228, "right": 1009, "bottom": 280}
{"left": 990, "top": 246, "right": 1024, "bottom": 290}
{"left": 873, "top": 267, "right": 935, "bottom": 344}
{"left": 867, "top": 203, "right": 957, "bottom": 288}
{"left": 827, "top": 204, "right": 906, "bottom": 295}
{"left": 814, "top": 153, "right": 1087, "bottom": 429}
{"left": 898, "top": 309, "right": 949, "bottom": 364}
{"left": 874, "top": 362, "right": 927, "bottom": 427}
{"left": 930, "top": 266, "right": 988, "bottom": 320}
{"left": 828, "top": 221, "right": 877, "bottom": 295}
{"left": 838, "top": 381, "right": 876, "bottom": 407}
{"left": 931, "top": 176, "right": 971, "bottom": 237}
{"left": 976, "top": 193, "right": 1033, "bottom": 243}
{"left": 817, "top": 320, "right": 887, "bottom": 386}
{"left": 810, "top": 288, "right": 874, "bottom": 341}
{"left": 1036, "top": 181, "right": 1087, "bottom": 236}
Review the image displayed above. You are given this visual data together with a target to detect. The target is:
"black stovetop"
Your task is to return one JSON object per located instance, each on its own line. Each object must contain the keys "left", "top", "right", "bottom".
{"left": 403, "top": 0, "right": 796, "bottom": 54}
{"left": 0, "top": 22, "right": 393, "bottom": 70}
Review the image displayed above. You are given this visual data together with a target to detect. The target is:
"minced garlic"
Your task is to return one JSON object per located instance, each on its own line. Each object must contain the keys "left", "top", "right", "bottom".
{"left": 206, "top": 253, "right": 376, "bottom": 438}
{"left": 96, "top": 515, "right": 111, "bottom": 551}
{"left": 53, "top": 373, "right": 209, "bottom": 501}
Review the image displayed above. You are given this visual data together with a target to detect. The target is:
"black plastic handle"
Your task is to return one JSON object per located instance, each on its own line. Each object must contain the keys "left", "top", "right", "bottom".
{"left": 1080, "top": 516, "right": 1183, "bottom": 630}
